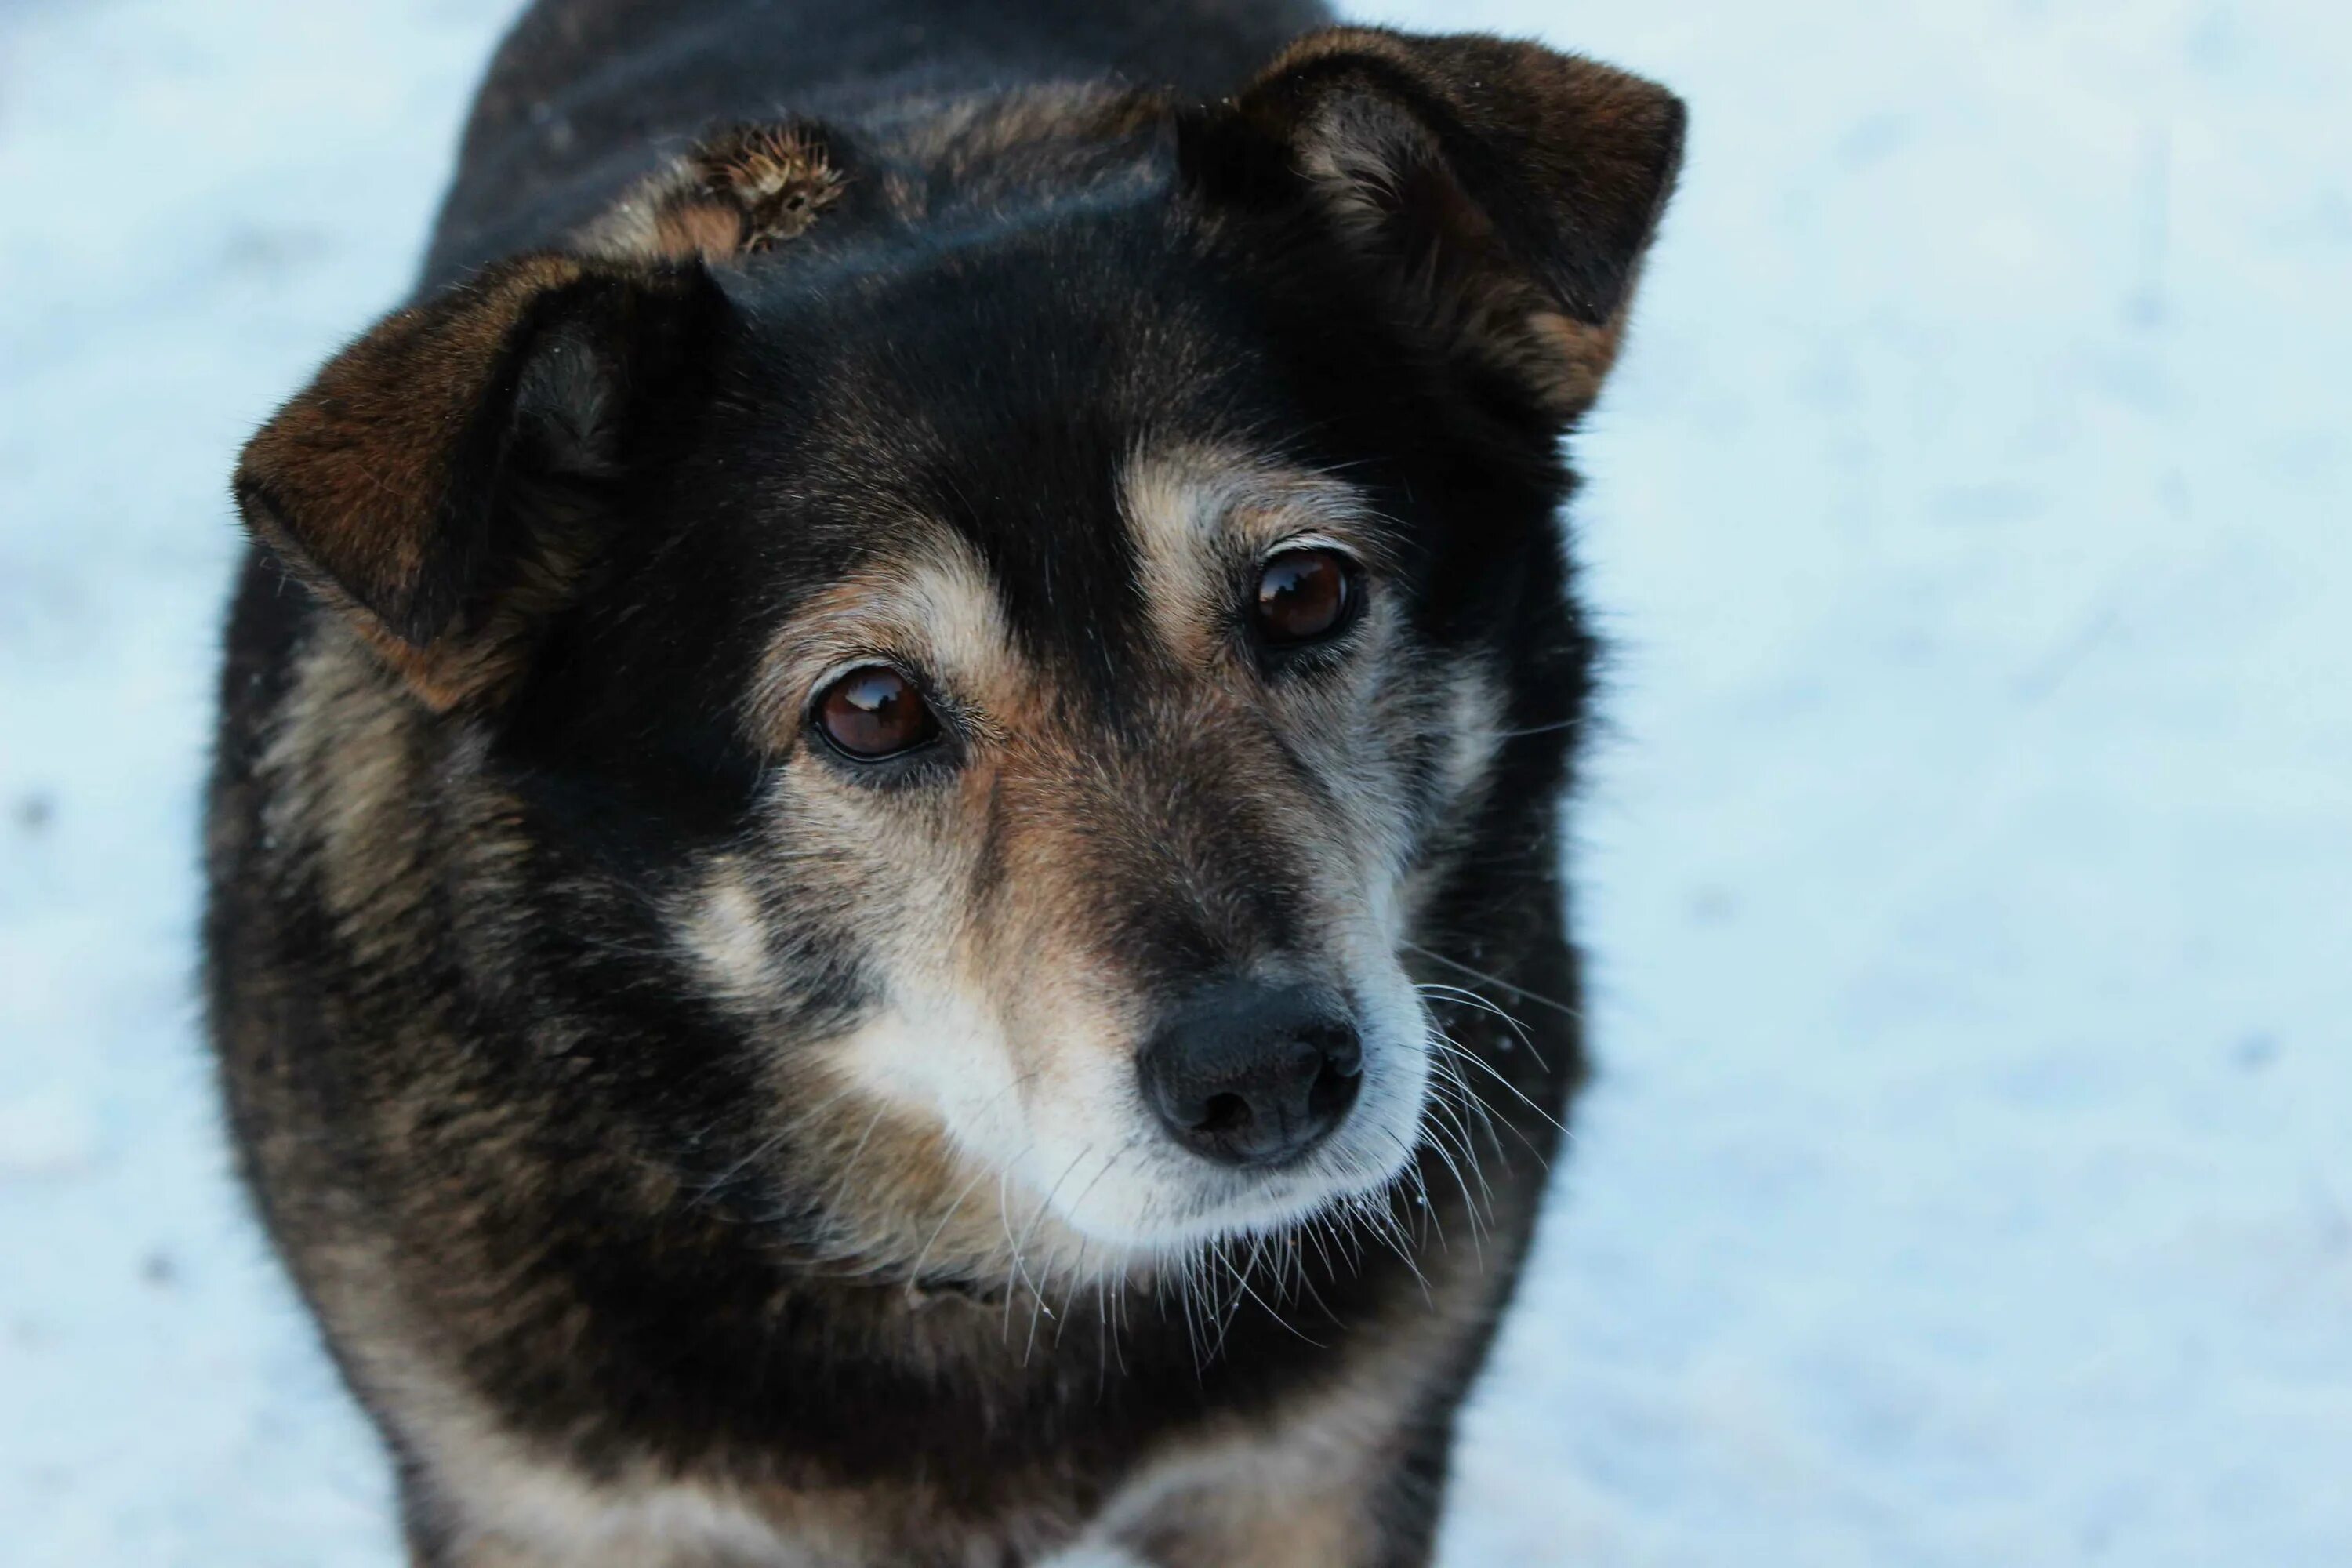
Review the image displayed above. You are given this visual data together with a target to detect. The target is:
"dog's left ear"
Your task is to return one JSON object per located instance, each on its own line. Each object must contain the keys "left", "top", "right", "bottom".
{"left": 1187, "top": 27, "right": 1685, "bottom": 421}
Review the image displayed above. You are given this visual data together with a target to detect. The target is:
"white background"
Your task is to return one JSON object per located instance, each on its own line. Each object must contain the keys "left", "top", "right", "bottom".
{"left": 2, "top": 2, "right": 2346, "bottom": 1563}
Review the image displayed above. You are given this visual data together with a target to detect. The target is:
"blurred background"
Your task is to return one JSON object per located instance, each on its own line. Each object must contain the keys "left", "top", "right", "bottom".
{"left": 2, "top": 1, "right": 2346, "bottom": 1563}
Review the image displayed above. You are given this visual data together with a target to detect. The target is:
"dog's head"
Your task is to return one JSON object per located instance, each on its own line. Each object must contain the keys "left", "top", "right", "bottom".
{"left": 236, "top": 29, "right": 1680, "bottom": 1280}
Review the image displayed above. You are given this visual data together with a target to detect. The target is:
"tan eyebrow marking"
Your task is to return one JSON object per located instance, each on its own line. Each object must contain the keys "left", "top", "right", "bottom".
{"left": 1120, "top": 445, "right": 1383, "bottom": 667}
{"left": 743, "top": 524, "right": 1033, "bottom": 747}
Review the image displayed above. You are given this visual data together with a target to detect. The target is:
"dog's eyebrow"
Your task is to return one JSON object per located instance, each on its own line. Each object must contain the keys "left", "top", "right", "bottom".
{"left": 1123, "top": 445, "right": 1388, "bottom": 549}
{"left": 1120, "top": 445, "right": 1389, "bottom": 665}
{"left": 742, "top": 533, "right": 1028, "bottom": 742}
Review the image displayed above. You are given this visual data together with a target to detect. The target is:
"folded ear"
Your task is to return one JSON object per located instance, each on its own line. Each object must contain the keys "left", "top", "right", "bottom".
{"left": 1187, "top": 27, "right": 1685, "bottom": 421}
{"left": 234, "top": 254, "right": 728, "bottom": 708}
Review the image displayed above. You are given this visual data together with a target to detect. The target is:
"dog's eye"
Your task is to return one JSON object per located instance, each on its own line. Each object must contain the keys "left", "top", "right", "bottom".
{"left": 814, "top": 666, "right": 938, "bottom": 760}
{"left": 1254, "top": 548, "right": 1355, "bottom": 647}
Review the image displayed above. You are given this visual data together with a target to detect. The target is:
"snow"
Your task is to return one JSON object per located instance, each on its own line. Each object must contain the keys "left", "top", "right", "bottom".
{"left": 2, "top": 1, "right": 2346, "bottom": 1563}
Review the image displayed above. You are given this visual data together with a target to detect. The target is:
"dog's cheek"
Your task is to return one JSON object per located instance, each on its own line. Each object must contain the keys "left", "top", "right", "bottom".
{"left": 672, "top": 858, "right": 780, "bottom": 1007}
{"left": 956, "top": 831, "right": 1155, "bottom": 1178}
{"left": 792, "top": 766, "right": 1125, "bottom": 1190}
{"left": 1317, "top": 651, "right": 1504, "bottom": 1142}
{"left": 1279, "top": 622, "right": 1504, "bottom": 916}
{"left": 1416, "top": 657, "right": 1510, "bottom": 846}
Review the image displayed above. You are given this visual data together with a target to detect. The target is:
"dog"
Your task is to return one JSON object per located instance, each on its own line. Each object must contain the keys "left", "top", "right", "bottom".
{"left": 205, "top": 2, "right": 1681, "bottom": 1562}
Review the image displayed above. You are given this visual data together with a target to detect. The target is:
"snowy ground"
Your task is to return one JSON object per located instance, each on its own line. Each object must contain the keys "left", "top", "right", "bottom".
{"left": 2, "top": 1, "right": 2346, "bottom": 1563}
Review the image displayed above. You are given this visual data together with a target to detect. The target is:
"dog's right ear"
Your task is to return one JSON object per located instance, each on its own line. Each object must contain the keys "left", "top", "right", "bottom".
{"left": 234, "top": 254, "right": 728, "bottom": 710}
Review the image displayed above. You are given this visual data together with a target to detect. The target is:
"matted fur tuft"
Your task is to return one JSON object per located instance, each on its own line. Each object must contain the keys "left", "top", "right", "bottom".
{"left": 580, "top": 120, "right": 848, "bottom": 263}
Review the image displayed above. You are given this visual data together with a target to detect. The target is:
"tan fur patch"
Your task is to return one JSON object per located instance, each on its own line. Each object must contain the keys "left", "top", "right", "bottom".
{"left": 334, "top": 1293, "right": 834, "bottom": 1566}
{"left": 579, "top": 124, "right": 845, "bottom": 265}
{"left": 260, "top": 624, "right": 437, "bottom": 949}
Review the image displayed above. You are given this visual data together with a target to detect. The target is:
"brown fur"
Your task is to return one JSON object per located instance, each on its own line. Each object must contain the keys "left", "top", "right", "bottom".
{"left": 1227, "top": 27, "right": 1682, "bottom": 417}
{"left": 235, "top": 257, "right": 584, "bottom": 655}
{"left": 234, "top": 254, "right": 723, "bottom": 709}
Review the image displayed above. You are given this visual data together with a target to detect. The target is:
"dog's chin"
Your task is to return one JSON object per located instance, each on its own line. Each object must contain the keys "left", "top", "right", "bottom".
{"left": 1086, "top": 1156, "right": 1409, "bottom": 1261}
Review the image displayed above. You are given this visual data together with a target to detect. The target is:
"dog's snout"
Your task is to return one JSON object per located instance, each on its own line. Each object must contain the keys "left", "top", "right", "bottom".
{"left": 1139, "top": 982, "right": 1363, "bottom": 1167}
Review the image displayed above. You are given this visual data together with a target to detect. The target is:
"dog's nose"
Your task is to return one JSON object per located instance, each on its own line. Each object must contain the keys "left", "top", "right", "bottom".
{"left": 1139, "top": 981, "right": 1363, "bottom": 1167}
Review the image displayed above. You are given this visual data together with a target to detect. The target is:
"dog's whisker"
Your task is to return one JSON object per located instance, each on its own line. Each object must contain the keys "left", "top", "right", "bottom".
{"left": 1414, "top": 1113, "right": 1488, "bottom": 1261}
{"left": 1493, "top": 715, "right": 1585, "bottom": 740}
{"left": 1011, "top": 1144, "right": 1094, "bottom": 1359}
{"left": 1401, "top": 939, "right": 1581, "bottom": 1026}
{"left": 1414, "top": 980, "right": 1541, "bottom": 1058}
{"left": 1428, "top": 1037, "right": 1572, "bottom": 1143}
{"left": 904, "top": 1160, "right": 999, "bottom": 1302}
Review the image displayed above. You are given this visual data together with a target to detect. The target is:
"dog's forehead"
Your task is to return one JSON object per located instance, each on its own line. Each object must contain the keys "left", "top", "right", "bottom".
{"left": 711, "top": 225, "right": 1382, "bottom": 696}
{"left": 742, "top": 443, "right": 1379, "bottom": 732}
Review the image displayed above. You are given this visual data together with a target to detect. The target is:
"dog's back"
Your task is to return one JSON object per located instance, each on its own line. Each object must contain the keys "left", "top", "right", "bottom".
{"left": 426, "top": 0, "right": 1327, "bottom": 284}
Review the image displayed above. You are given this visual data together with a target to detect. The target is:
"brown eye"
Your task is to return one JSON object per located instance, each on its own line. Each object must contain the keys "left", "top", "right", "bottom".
{"left": 1254, "top": 547, "right": 1355, "bottom": 646}
{"left": 815, "top": 665, "right": 938, "bottom": 760}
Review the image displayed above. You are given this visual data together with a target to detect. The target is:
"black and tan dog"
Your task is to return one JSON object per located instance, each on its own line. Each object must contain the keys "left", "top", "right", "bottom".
{"left": 206, "top": 1, "right": 1681, "bottom": 1562}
